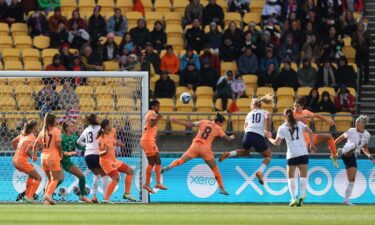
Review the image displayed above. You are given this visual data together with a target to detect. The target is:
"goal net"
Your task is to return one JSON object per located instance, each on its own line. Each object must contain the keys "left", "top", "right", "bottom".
{"left": 0, "top": 71, "right": 149, "bottom": 203}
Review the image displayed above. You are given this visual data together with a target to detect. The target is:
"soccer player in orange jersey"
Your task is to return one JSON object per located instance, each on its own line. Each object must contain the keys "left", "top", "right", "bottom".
{"left": 33, "top": 113, "right": 63, "bottom": 205}
{"left": 293, "top": 97, "right": 339, "bottom": 168}
{"left": 12, "top": 120, "right": 42, "bottom": 203}
{"left": 97, "top": 119, "right": 136, "bottom": 203}
{"left": 140, "top": 100, "right": 167, "bottom": 194}
{"left": 161, "top": 113, "right": 235, "bottom": 195}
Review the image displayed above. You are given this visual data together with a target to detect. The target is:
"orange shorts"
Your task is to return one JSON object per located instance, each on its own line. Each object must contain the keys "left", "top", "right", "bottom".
{"left": 13, "top": 160, "right": 34, "bottom": 173}
{"left": 41, "top": 158, "right": 61, "bottom": 172}
{"left": 183, "top": 142, "right": 214, "bottom": 161}
{"left": 140, "top": 140, "right": 159, "bottom": 157}
{"left": 100, "top": 159, "right": 124, "bottom": 175}
{"left": 304, "top": 132, "right": 318, "bottom": 147}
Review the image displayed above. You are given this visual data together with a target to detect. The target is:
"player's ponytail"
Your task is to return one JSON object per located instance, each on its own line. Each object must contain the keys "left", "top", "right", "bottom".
{"left": 356, "top": 115, "right": 369, "bottom": 126}
{"left": 284, "top": 108, "right": 297, "bottom": 134}
{"left": 214, "top": 113, "right": 225, "bottom": 123}
{"left": 43, "top": 112, "right": 56, "bottom": 134}
{"left": 86, "top": 113, "right": 100, "bottom": 126}
{"left": 252, "top": 94, "right": 274, "bottom": 108}
{"left": 22, "top": 120, "right": 38, "bottom": 136}
{"left": 97, "top": 119, "right": 110, "bottom": 138}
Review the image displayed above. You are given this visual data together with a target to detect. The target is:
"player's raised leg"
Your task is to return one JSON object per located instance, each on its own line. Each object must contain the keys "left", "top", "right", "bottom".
{"left": 315, "top": 134, "right": 339, "bottom": 168}
{"left": 161, "top": 153, "right": 193, "bottom": 174}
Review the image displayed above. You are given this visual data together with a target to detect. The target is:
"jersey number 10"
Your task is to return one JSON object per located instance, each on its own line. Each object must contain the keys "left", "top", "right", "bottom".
{"left": 252, "top": 113, "right": 261, "bottom": 123}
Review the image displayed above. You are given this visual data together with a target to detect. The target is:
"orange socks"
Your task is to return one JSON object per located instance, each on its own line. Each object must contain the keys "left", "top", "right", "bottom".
{"left": 125, "top": 174, "right": 133, "bottom": 194}
{"left": 104, "top": 180, "right": 118, "bottom": 200}
{"left": 170, "top": 159, "right": 183, "bottom": 168}
{"left": 26, "top": 177, "right": 33, "bottom": 198}
{"left": 145, "top": 165, "right": 153, "bottom": 185}
{"left": 46, "top": 180, "right": 58, "bottom": 196}
{"left": 328, "top": 137, "right": 337, "bottom": 156}
{"left": 155, "top": 165, "right": 161, "bottom": 183}
{"left": 30, "top": 179, "right": 41, "bottom": 198}
{"left": 212, "top": 166, "right": 224, "bottom": 189}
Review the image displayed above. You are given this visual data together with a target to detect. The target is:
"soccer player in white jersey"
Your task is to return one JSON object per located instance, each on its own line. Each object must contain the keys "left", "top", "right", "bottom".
{"left": 219, "top": 94, "right": 274, "bottom": 185}
{"left": 334, "top": 115, "right": 375, "bottom": 205}
{"left": 77, "top": 114, "right": 109, "bottom": 203}
{"left": 267, "top": 108, "right": 316, "bottom": 207}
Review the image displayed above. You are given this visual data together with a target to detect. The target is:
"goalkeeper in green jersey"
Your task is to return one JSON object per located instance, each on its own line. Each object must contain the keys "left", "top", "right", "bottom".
{"left": 60, "top": 120, "right": 91, "bottom": 203}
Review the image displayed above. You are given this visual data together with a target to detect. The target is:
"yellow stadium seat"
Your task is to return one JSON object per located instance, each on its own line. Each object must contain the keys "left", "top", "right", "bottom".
{"left": 61, "top": 1, "right": 77, "bottom": 13}
{"left": 170, "top": 115, "right": 188, "bottom": 132}
{"left": 224, "top": 13, "right": 241, "bottom": 27}
{"left": 141, "top": 0, "right": 153, "bottom": 12}
{"left": 97, "top": 0, "right": 114, "bottom": 13}
{"left": 103, "top": 61, "right": 120, "bottom": 71}
{"left": 221, "top": 62, "right": 237, "bottom": 75}
{"left": 0, "top": 86, "right": 14, "bottom": 97}
{"left": 318, "top": 87, "right": 335, "bottom": 101}
{"left": 117, "top": 98, "right": 134, "bottom": 111}
{"left": 164, "top": 12, "right": 182, "bottom": 25}
{"left": 157, "top": 115, "right": 168, "bottom": 131}
{"left": 117, "top": 0, "right": 133, "bottom": 12}
{"left": 17, "top": 95, "right": 36, "bottom": 110}
{"left": 276, "top": 87, "right": 295, "bottom": 102}
{"left": 95, "top": 86, "right": 113, "bottom": 98}
{"left": 276, "top": 99, "right": 294, "bottom": 112}
{"left": 297, "top": 87, "right": 312, "bottom": 97}
{"left": 272, "top": 114, "right": 284, "bottom": 132}
{"left": 3, "top": 113, "right": 24, "bottom": 129}
{"left": 348, "top": 63, "right": 358, "bottom": 73}
{"left": 196, "top": 99, "right": 214, "bottom": 112}
{"left": 250, "top": 0, "right": 266, "bottom": 13}
{"left": 2, "top": 98, "right": 17, "bottom": 111}
{"left": 14, "top": 85, "right": 33, "bottom": 95}
{"left": 262, "top": 102, "right": 275, "bottom": 113}
{"left": 10, "top": 23, "right": 28, "bottom": 36}
{"left": 334, "top": 112, "right": 353, "bottom": 133}
{"left": 280, "top": 62, "right": 298, "bottom": 72}
{"left": 0, "top": 23, "right": 9, "bottom": 36}
{"left": 126, "top": 11, "right": 143, "bottom": 23}
{"left": 256, "top": 86, "right": 274, "bottom": 97}
{"left": 0, "top": 35, "right": 13, "bottom": 53}
{"left": 2, "top": 48, "right": 20, "bottom": 61}
{"left": 24, "top": 61, "right": 42, "bottom": 70}
{"left": 7, "top": 78, "right": 26, "bottom": 86}
{"left": 158, "top": 98, "right": 175, "bottom": 112}
{"left": 173, "top": 1, "right": 189, "bottom": 15}
{"left": 348, "top": 87, "right": 356, "bottom": 98}
{"left": 196, "top": 86, "right": 213, "bottom": 99}
{"left": 217, "top": 0, "right": 228, "bottom": 11}
{"left": 343, "top": 37, "right": 351, "bottom": 47}
{"left": 76, "top": 86, "right": 94, "bottom": 98}
{"left": 145, "top": 12, "right": 164, "bottom": 25}
{"left": 79, "top": 96, "right": 96, "bottom": 111}
{"left": 169, "top": 74, "right": 180, "bottom": 86}
{"left": 245, "top": 87, "right": 254, "bottom": 98}
{"left": 22, "top": 48, "right": 40, "bottom": 62}
{"left": 97, "top": 97, "right": 115, "bottom": 112}
{"left": 237, "top": 98, "right": 252, "bottom": 112}
{"left": 79, "top": 0, "right": 96, "bottom": 12}
{"left": 215, "top": 98, "right": 233, "bottom": 111}
{"left": 314, "top": 112, "right": 332, "bottom": 132}
{"left": 342, "top": 47, "right": 356, "bottom": 63}
{"left": 176, "top": 100, "right": 194, "bottom": 112}
{"left": 168, "top": 37, "right": 184, "bottom": 52}
{"left": 242, "top": 74, "right": 258, "bottom": 90}
{"left": 176, "top": 86, "right": 193, "bottom": 97}
{"left": 42, "top": 48, "right": 59, "bottom": 65}
{"left": 4, "top": 60, "right": 22, "bottom": 70}
{"left": 244, "top": 12, "right": 261, "bottom": 24}
{"left": 166, "top": 25, "right": 183, "bottom": 38}
{"left": 154, "top": 0, "right": 171, "bottom": 12}
{"left": 33, "top": 36, "right": 50, "bottom": 49}
{"left": 231, "top": 113, "right": 246, "bottom": 133}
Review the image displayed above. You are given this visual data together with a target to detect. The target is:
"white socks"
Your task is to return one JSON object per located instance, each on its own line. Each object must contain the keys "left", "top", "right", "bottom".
{"left": 258, "top": 163, "right": 267, "bottom": 174}
{"left": 91, "top": 174, "right": 100, "bottom": 196}
{"left": 345, "top": 182, "right": 354, "bottom": 202}
{"left": 102, "top": 176, "right": 109, "bottom": 194}
{"left": 300, "top": 177, "right": 307, "bottom": 198}
{"left": 288, "top": 178, "right": 297, "bottom": 201}
{"left": 229, "top": 151, "right": 237, "bottom": 157}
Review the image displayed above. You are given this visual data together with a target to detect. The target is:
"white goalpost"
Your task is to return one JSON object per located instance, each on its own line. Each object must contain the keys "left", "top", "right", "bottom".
{"left": 0, "top": 71, "right": 149, "bottom": 203}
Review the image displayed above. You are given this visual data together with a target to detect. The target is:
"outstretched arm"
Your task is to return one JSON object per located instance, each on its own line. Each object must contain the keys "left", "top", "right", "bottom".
{"left": 170, "top": 118, "right": 197, "bottom": 128}
{"left": 361, "top": 145, "right": 375, "bottom": 163}
{"left": 223, "top": 134, "right": 236, "bottom": 142}
{"left": 268, "top": 136, "right": 283, "bottom": 146}
{"left": 334, "top": 134, "right": 346, "bottom": 145}
{"left": 77, "top": 132, "right": 87, "bottom": 147}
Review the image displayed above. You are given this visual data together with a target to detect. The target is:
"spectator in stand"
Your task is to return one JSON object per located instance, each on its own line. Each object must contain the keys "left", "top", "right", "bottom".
{"left": 257, "top": 30, "right": 275, "bottom": 59}
{"left": 0, "top": 0, "right": 7, "bottom": 22}
{"left": 180, "top": 62, "right": 200, "bottom": 91}
{"left": 228, "top": 0, "right": 250, "bottom": 14}
{"left": 161, "top": 45, "right": 180, "bottom": 74}
{"left": 185, "top": 18, "right": 206, "bottom": 53}
{"left": 124, "top": 54, "right": 140, "bottom": 71}
{"left": 282, "top": 0, "right": 299, "bottom": 22}
{"left": 149, "top": 21, "right": 167, "bottom": 53}
{"left": 129, "top": 19, "right": 150, "bottom": 49}
{"left": 260, "top": 63, "right": 279, "bottom": 91}
{"left": 48, "top": 7, "right": 67, "bottom": 33}
{"left": 220, "top": 37, "right": 236, "bottom": 62}
{"left": 301, "top": 34, "right": 320, "bottom": 63}
{"left": 60, "top": 43, "right": 73, "bottom": 70}
{"left": 238, "top": 46, "right": 258, "bottom": 75}
{"left": 50, "top": 20, "right": 69, "bottom": 48}
{"left": 262, "top": 0, "right": 282, "bottom": 24}
{"left": 246, "top": 22, "right": 262, "bottom": 44}
{"left": 318, "top": 91, "right": 336, "bottom": 114}
{"left": 154, "top": 71, "right": 176, "bottom": 99}
{"left": 202, "top": 0, "right": 224, "bottom": 28}
{"left": 68, "top": 20, "right": 90, "bottom": 49}
{"left": 38, "top": 0, "right": 60, "bottom": 14}
{"left": 351, "top": 22, "right": 372, "bottom": 84}
{"left": 305, "top": 88, "right": 320, "bottom": 112}
{"left": 183, "top": 0, "right": 204, "bottom": 27}
{"left": 283, "top": 20, "right": 303, "bottom": 47}
{"left": 46, "top": 54, "right": 66, "bottom": 71}
{"left": 199, "top": 44, "right": 220, "bottom": 73}
{"left": 335, "top": 56, "right": 356, "bottom": 88}
{"left": 67, "top": 10, "right": 87, "bottom": 30}
{"left": 224, "top": 21, "right": 244, "bottom": 56}
{"left": 242, "top": 32, "right": 257, "bottom": 53}
{"left": 27, "top": 7, "right": 48, "bottom": 37}
{"left": 278, "top": 33, "right": 300, "bottom": 64}
{"left": 36, "top": 81, "right": 60, "bottom": 114}
{"left": 340, "top": 11, "right": 357, "bottom": 37}
{"left": 215, "top": 70, "right": 234, "bottom": 111}
{"left": 335, "top": 85, "right": 355, "bottom": 114}
{"left": 260, "top": 48, "right": 279, "bottom": 75}
{"left": 23, "top": 0, "right": 38, "bottom": 15}
{"left": 5, "top": 0, "right": 24, "bottom": 24}
{"left": 199, "top": 59, "right": 219, "bottom": 90}
{"left": 318, "top": 0, "right": 342, "bottom": 19}
{"left": 279, "top": 60, "right": 298, "bottom": 90}
{"left": 106, "top": 8, "right": 128, "bottom": 37}
{"left": 231, "top": 74, "right": 246, "bottom": 100}
{"left": 180, "top": 47, "right": 200, "bottom": 71}
{"left": 317, "top": 58, "right": 337, "bottom": 88}
{"left": 297, "top": 58, "right": 317, "bottom": 87}
{"left": 119, "top": 32, "right": 135, "bottom": 54}
{"left": 144, "top": 42, "right": 161, "bottom": 75}
{"left": 301, "top": 0, "right": 319, "bottom": 20}
{"left": 300, "top": 21, "right": 316, "bottom": 47}
{"left": 58, "top": 81, "right": 79, "bottom": 111}
{"left": 81, "top": 45, "right": 103, "bottom": 71}
{"left": 204, "top": 22, "right": 223, "bottom": 52}
{"left": 101, "top": 32, "right": 119, "bottom": 62}
{"left": 321, "top": 26, "right": 343, "bottom": 61}
{"left": 88, "top": 6, "right": 107, "bottom": 49}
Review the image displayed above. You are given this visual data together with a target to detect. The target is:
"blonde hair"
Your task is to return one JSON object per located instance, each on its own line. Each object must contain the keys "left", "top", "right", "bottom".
{"left": 356, "top": 115, "right": 369, "bottom": 126}
{"left": 252, "top": 94, "right": 274, "bottom": 108}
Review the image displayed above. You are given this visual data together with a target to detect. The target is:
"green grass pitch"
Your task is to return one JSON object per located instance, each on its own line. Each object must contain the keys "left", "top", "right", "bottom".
{"left": 0, "top": 204, "right": 374, "bottom": 225}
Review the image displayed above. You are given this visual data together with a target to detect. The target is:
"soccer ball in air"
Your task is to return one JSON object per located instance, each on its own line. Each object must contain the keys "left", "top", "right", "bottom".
{"left": 180, "top": 92, "right": 192, "bottom": 104}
